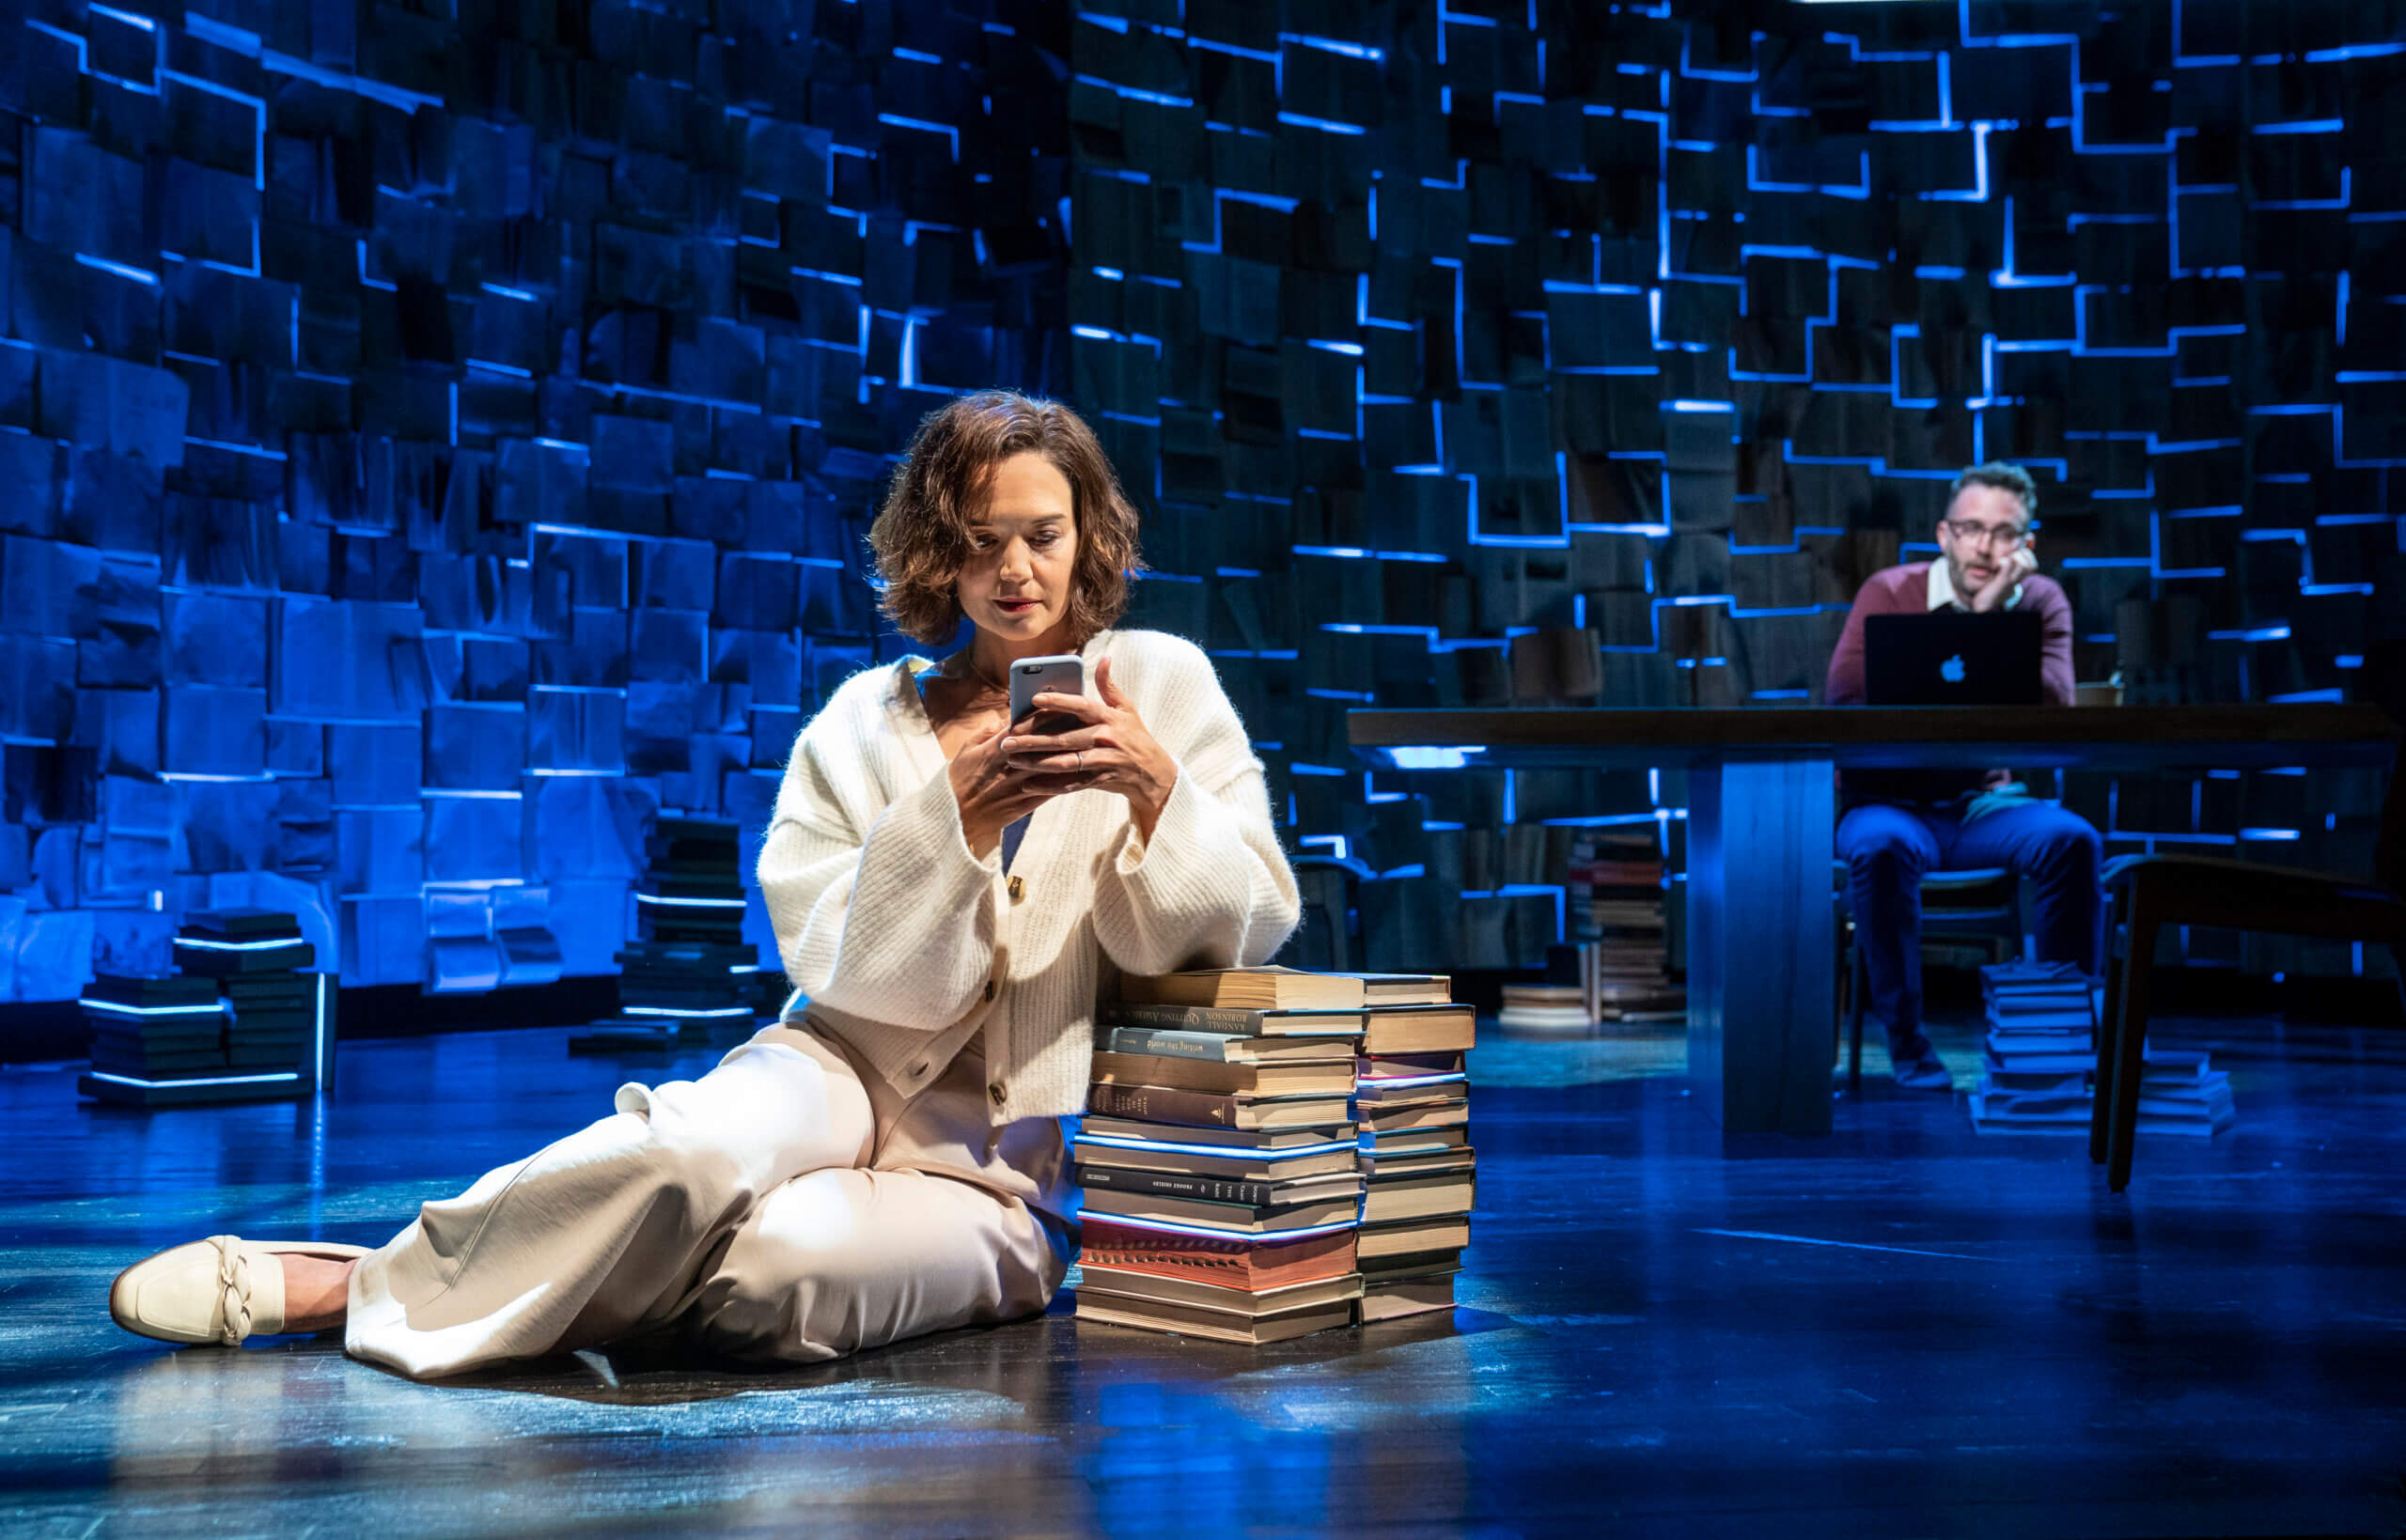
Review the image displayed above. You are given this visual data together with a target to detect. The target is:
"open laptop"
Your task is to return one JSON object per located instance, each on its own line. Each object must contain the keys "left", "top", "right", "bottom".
{"left": 1863, "top": 611, "right": 2045, "bottom": 705}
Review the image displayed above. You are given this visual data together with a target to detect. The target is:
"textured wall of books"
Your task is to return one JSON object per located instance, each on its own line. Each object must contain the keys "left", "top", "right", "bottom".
{"left": 1070, "top": 1, "right": 2406, "bottom": 983}
{"left": 7, "top": 0, "right": 2406, "bottom": 1018}
{"left": 0, "top": 0, "right": 1071, "bottom": 1009}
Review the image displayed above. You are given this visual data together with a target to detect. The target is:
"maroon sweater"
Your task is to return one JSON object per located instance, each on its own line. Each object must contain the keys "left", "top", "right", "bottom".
{"left": 1826, "top": 561, "right": 2076, "bottom": 803}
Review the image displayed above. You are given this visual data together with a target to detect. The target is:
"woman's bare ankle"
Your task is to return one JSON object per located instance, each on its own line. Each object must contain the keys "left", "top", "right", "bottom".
{"left": 279, "top": 1254, "right": 354, "bottom": 1332}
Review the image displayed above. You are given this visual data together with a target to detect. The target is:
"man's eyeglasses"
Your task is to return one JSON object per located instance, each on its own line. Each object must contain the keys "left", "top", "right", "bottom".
{"left": 1942, "top": 519, "right": 2030, "bottom": 551}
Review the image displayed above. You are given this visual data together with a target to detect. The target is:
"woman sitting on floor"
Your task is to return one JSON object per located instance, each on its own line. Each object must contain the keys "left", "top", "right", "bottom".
{"left": 109, "top": 390, "right": 1302, "bottom": 1377}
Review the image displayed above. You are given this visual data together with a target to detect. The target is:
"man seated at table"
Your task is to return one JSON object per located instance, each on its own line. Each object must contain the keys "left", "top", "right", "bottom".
{"left": 1825, "top": 461, "right": 2102, "bottom": 1090}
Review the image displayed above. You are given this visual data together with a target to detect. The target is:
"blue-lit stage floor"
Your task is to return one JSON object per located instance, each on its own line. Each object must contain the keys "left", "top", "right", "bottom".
{"left": 3, "top": 1005, "right": 2402, "bottom": 1537}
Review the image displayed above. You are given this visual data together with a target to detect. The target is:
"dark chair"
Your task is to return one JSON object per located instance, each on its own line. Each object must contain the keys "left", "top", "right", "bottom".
{"left": 1836, "top": 864, "right": 2024, "bottom": 1090}
{"left": 2090, "top": 770, "right": 2406, "bottom": 1191}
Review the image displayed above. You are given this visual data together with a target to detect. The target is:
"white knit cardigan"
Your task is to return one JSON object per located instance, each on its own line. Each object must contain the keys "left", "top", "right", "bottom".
{"left": 757, "top": 627, "right": 1302, "bottom": 1123}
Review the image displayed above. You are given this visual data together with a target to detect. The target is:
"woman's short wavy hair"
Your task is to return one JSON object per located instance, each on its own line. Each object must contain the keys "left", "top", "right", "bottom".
{"left": 868, "top": 391, "right": 1146, "bottom": 647}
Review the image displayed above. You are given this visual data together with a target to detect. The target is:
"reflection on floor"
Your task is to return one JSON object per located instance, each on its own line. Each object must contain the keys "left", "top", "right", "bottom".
{"left": 2, "top": 1002, "right": 2401, "bottom": 1537}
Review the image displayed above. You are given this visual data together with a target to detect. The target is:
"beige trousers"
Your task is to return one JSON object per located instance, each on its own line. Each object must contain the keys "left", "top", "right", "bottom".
{"left": 344, "top": 1022, "right": 1071, "bottom": 1379}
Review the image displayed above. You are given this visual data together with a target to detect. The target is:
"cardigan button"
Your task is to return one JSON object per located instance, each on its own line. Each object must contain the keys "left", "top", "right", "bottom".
{"left": 982, "top": 979, "right": 996, "bottom": 1003}
{"left": 988, "top": 1081, "right": 1007, "bottom": 1107}
{"left": 1008, "top": 876, "right": 1023, "bottom": 901}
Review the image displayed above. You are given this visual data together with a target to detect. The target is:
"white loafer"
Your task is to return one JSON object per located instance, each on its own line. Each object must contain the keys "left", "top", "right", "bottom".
{"left": 109, "top": 1237, "right": 373, "bottom": 1346}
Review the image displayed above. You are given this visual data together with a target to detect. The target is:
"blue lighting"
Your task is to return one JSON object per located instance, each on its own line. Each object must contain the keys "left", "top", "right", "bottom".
{"left": 1383, "top": 747, "right": 1485, "bottom": 770}
{"left": 80, "top": 999, "right": 227, "bottom": 1018}
{"left": 88, "top": 1071, "right": 303, "bottom": 1089}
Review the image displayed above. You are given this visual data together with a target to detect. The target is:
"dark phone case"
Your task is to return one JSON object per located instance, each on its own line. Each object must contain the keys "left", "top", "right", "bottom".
{"left": 1009, "top": 659, "right": 1086, "bottom": 732}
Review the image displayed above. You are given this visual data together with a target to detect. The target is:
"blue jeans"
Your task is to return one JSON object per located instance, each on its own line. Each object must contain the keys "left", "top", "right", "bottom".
{"left": 1837, "top": 799, "right": 2103, "bottom": 1066}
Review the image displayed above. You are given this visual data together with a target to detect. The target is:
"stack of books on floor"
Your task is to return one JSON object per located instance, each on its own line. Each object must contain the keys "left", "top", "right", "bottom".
{"left": 576, "top": 817, "right": 760, "bottom": 1050}
{"left": 2129, "top": 1046, "right": 2236, "bottom": 1138}
{"left": 1566, "top": 830, "right": 1686, "bottom": 1023}
{"left": 1073, "top": 966, "right": 1368, "bottom": 1343}
{"left": 1352, "top": 972, "right": 1476, "bottom": 1321}
{"left": 1969, "top": 959, "right": 2099, "bottom": 1135}
{"left": 79, "top": 910, "right": 321, "bottom": 1109}
{"left": 77, "top": 973, "right": 230, "bottom": 1106}
{"left": 184, "top": 911, "right": 316, "bottom": 1077}
{"left": 1496, "top": 982, "right": 1594, "bottom": 1033}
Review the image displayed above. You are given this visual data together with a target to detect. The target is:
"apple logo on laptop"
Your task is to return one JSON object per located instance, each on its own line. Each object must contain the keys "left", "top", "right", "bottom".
{"left": 1940, "top": 654, "right": 1967, "bottom": 684}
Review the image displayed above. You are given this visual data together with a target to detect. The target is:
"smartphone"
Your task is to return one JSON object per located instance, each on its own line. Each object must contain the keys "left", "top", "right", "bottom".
{"left": 1008, "top": 655, "right": 1086, "bottom": 733}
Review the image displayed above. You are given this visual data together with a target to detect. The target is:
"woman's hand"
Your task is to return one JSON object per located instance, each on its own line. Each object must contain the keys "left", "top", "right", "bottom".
{"left": 1001, "top": 658, "right": 1180, "bottom": 839}
{"left": 947, "top": 717, "right": 1059, "bottom": 859}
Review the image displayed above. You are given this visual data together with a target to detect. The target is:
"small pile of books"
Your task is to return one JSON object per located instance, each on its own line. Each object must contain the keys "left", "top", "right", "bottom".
{"left": 1566, "top": 830, "right": 1685, "bottom": 1023}
{"left": 1496, "top": 982, "right": 1593, "bottom": 1033}
{"left": 2128, "top": 1047, "right": 2236, "bottom": 1138}
{"left": 1071, "top": 965, "right": 1479, "bottom": 1340}
{"left": 79, "top": 973, "right": 228, "bottom": 1097}
{"left": 1074, "top": 966, "right": 1368, "bottom": 1343}
{"left": 1352, "top": 972, "right": 1476, "bottom": 1322}
{"left": 78, "top": 909, "right": 325, "bottom": 1109}
{"left": 1969, "top": 959, "right": 2099, "bottom": 1135}
{"left": 179, "top": 911, "right": 318, "bottom": 1077}
{"left": 579, "top": 817, "right": 759, "bottom": 1048}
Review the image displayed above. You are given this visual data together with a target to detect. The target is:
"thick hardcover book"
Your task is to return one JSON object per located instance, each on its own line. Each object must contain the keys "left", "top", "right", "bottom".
{"left": 1074, "top": 1291, "right": 1355, "bottom": 1345}
{"left": 176, "top": 942, "right": 317, "bottom": 975}
{"left": 1072, "top": 1141, "right": 1361, "bottom": 1184}
{"left": 1357, "top": 1095, "right": 1471, "bottom": 1133}
{"left": 1100, "top": 1026, "right": 1356, "bottom": 1064}
{"left": 1086, "top": 1081, "right": 1350, "bottom": 1131}
{"left": 1078, "top": 1116, "right": 1356, "bottom": 1152}
{"left": 1073, "top": 1264, "right": 1363, "bottom": 1316}
{"left": 1118, "top": 966, "right": 1367, "bottom": 1011}
{"left": 1361, "top": 1004, "right": 1476, "bottom": 1055}
{"left": 1355, "top": 1274, "right": 1459, "bottom": 1324}
{"left": 90, "top": 1048, "right": 227, "bottom": 1075}
{"left": 1357, "top": 1214, "right": 1471, "bottom": 1258}
{"left": 1361, "top": 1145, "right": 1477, "bottom": 1177}
{"left": 225, "top": 975, "right": 310, "bottom": 996}
{"left": 1075, "top": 1163, "right": 1362, "bottom": 1209}
{"left": 83, "top": 973, "right": 221, "bottom": 1007}
{"left": 180, "top": 910, "right": 302, "bottom": 938}
{"left": 1361, "top": 1050, "right": 1468, "bottom": 1077}
{"left": 1076, "top": 1190, "right": 1359, "bottom": 1235}
{"left": 78, "top": 1074, "right": 305, "bottom": 1109}
{"left": 1358, "top": 1246, "right": 1466, "bottom": 1281}
{"left": 1089, "top": 1050, "right": 1354, "bottom": 1098}
{"left": 1078, "top": 1218, "right": 1357, "bottom": 1289}
{"left": 1362, "top": 1169, "right": 1476, "bottom": 1224}
{"left": 1339, "top": 972, "right": 1451, "bottom": 1004}
{"left": 1352, "top": 1072, "right": 1469, "bottom": 1105}
{"left": 88, "top": 1019, "right": 225, "bottom": 1050}
{"left": 1361, "top": 1125, "right": 1469, "bottom": 1154}
{"left": 1080, "top": 1165, "right": 1280, "bottom": 1207}
{"left": 1982, "top": 1047, "right": 2093, "bottom": 1074}
{"left": 1101, "top": 1001, "right": 1366, "bottom": 1039}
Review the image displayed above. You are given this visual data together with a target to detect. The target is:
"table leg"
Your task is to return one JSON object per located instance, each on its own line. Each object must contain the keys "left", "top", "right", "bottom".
{"left": 1686, "top": 757, "right": 1836, "bottom": 1135}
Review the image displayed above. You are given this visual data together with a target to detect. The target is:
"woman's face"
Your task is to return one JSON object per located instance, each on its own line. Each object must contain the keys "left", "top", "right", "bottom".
{"left": 958, "top": 451, "right": 1079, "bottom": 650}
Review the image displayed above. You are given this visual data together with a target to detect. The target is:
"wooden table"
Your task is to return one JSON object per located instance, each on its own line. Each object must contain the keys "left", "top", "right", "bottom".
{"left": 1350, "top": 705, "right": 2400, "bottom": 1135}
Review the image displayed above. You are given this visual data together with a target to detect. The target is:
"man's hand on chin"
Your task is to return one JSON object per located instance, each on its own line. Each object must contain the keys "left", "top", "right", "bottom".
{"left": 1964, "top": 550, "right": 2036, "bottom": 613}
